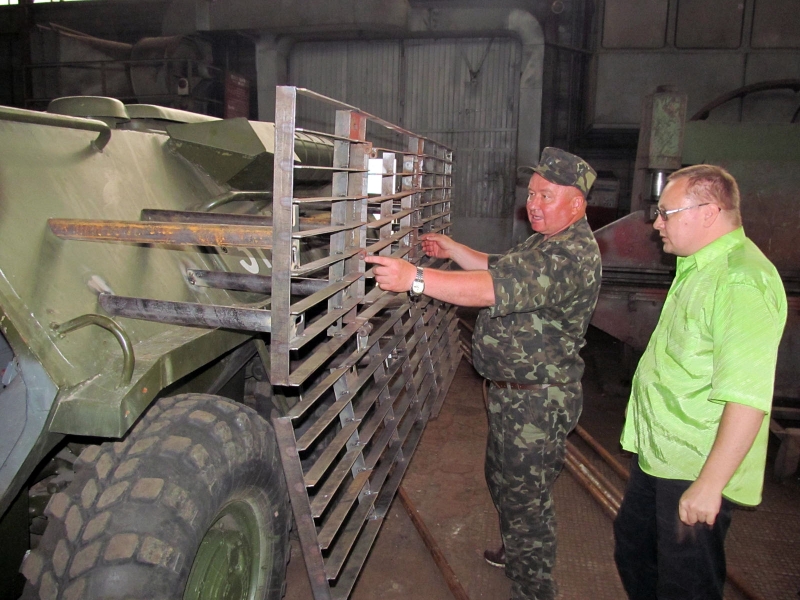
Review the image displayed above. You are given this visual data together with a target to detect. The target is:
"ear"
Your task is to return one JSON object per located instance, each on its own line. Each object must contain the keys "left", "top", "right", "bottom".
{"left": 571, "top": 194, "right": 585, "bottom": 213}
{"left": 702, "top": 203, "right": 721, "bottom": 228}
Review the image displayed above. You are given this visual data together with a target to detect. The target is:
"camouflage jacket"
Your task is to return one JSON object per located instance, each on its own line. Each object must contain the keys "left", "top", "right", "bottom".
{"left": 472, "top": 216, "right": 601, "bottom": 384}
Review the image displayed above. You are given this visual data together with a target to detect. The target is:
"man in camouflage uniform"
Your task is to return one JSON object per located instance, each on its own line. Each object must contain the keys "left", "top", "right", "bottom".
{"left": 365, "top": 147, "right": 602, "bottom": 600}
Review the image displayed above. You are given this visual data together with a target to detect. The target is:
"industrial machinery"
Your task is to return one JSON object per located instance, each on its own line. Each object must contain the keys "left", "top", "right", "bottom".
{"left": 591, "top": 85, "right": 800, "bottom": 479}
{"left": 0, "top": 87, "right": 460, "bottom": 599}
{"left": 26, "top": 24, "right": 219, "bottom": 113}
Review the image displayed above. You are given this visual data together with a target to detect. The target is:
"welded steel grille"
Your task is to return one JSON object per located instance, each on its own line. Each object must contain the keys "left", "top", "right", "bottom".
{"left": 270, "top": 86, "right": 460, "bottom": 599}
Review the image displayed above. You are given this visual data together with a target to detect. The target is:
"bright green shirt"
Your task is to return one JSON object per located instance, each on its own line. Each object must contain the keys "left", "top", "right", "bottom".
{"left": 620, "top": 227, "right": 787, "bottom": 505}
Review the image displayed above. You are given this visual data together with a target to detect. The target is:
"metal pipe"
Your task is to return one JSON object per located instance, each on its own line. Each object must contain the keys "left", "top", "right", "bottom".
{"left": 574, "top": 424, "right": 630, "bottom": 481}
{"left": 98, "top": 294, "right": 272, "bottom": 332}
{"left": 398, "top": 486, "right": 471, "bottom": 600}
{"left": 563, "top": 451, "right": 620, "bottom": 520}
{"left": 0, "top": 105, "right": 111, "bottom": 151}
{"left": 565, "top": 440, "right": 623, "bottom": 505}
{"left": 51, "top": 314, "right": 134, "bottom": 386}
{"left": 187, "top": 269, "right": 328, "bottom": 296}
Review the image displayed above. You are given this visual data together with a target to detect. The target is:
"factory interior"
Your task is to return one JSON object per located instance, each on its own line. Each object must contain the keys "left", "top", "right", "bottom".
{"left": 0, "top": 0, "right": 799, "bottom": 599}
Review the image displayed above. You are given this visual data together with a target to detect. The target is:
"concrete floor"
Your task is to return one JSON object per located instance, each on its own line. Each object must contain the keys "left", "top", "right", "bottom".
{"left": 284, "top": 325, "right": 800, "bottom": 600}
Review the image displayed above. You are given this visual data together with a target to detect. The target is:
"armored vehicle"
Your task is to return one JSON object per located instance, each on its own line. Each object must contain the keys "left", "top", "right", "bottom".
{"left": 0, "top": 87, "right": 460, "bottom": 599}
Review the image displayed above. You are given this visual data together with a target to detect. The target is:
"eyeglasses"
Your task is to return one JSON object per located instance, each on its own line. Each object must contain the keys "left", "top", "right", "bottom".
{"left": 653, "top": 203, "right": 711, "bottom": 222}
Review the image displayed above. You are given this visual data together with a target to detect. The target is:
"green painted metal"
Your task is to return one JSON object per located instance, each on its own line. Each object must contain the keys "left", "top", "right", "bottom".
{"left": 184, "top": 499, "right": 270, "bottom": 600}
{"left": 167, "top": 118, "right": 334, "bottom": 190}
{"left": 0, "top": 105, "right": 267, "bottom": 430}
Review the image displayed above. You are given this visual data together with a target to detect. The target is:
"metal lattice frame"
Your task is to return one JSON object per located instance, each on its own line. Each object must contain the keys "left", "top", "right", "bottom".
{"left": 270, "top": 86, "right": 460, "bottom": 599}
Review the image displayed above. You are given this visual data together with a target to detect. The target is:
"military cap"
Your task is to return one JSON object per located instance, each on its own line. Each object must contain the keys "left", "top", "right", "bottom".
{"left": 525, "top": 147, "right": 597, "bottom": 195}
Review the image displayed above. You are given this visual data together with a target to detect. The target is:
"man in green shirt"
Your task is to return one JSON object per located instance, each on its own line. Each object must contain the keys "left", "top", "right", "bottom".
{"left": 614, "top": 164, "right": 787, "bottom": 600}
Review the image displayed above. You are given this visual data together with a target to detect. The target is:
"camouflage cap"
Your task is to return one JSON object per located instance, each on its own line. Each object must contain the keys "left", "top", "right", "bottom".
{"left": 526, "top": 147, "right": 597, "bottom": 195}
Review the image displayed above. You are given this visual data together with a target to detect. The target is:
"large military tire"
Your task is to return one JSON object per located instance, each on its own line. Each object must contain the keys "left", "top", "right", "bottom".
{"left": 20, "top": 394, "right": 291, "bottom": 600}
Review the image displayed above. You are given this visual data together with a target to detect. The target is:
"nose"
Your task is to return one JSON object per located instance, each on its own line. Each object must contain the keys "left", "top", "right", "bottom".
{"left": 526, "top": 194, "right": 539, "bottom": 208}
{"left": 653, "top": 214, "right": 665, "bottom": 230}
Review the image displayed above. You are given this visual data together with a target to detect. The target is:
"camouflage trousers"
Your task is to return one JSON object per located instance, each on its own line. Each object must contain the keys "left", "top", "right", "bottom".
{"left": 484, "top": 382, "right": 582, "bottom": 600}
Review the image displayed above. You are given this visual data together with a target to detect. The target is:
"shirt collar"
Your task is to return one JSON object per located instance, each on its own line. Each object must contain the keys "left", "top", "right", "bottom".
{"left": 677, "top": 227, "right": 746, "bottom": 273}
{"left": 545, "top": 215, "right": 589, "bottom": 242}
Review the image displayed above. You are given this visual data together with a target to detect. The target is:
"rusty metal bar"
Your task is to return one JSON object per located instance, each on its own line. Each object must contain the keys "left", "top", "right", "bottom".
{"left": 398, "top": 487, "right": 471, "bottom": 600}
{"left": 564, "top": 452, "right": 620, "bottom": 520}
{"left": 48, "top": 218, "right": 273, "bottom": 249}
{"left": 574, "top": 425, "right": 630, "bottom": 481}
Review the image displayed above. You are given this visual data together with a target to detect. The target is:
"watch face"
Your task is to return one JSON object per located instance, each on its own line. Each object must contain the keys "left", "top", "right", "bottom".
{"left": 411, "top": 280, "right": 424, "bottom": 294}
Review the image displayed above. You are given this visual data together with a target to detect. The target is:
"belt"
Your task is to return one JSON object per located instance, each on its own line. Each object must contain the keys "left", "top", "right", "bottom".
{"left": 488, "top": 379, "right": 551, "bottom": 391}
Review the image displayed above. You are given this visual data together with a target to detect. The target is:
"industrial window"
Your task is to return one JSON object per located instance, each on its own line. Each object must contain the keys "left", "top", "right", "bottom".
{"left": 752, "top": 0, "right": 800, "bottom": 48}
{"left": 675, "top": 0, "right": 743, "bottom": 48}
{"left": 602, "top": 0, "right": 668, "bottom": 49}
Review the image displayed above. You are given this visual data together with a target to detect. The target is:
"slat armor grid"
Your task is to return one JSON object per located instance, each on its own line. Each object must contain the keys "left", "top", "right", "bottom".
{"left": 44, "top": 85, "right": 460, "bottom": 599}
{"left": 271, "top": 87, "right": 460, "bottom": 600}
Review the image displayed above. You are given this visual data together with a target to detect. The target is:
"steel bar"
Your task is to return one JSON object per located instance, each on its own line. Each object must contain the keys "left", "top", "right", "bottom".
{"left": 365, "top": 208, "right": 417, "bottom": 229}
{"left": 364, "top": 228, "right": 414, "bottom": 255}
{"left": 98, "top": 295, "right": 272, "bottom": 332}
{"left": 287, "top": 317, "right": 365, "bottom": 387}
{"left": 295, "top": 165, "right": 366, "bottom": 173}
{"left": 49, "top": 218, "right": 273, "bottom": 249}
{"left": 574, "top": 424, "right": 630, "bottom": 481}
{"left": 295, "top": 126, "right": 361, "bottom": 143}
{"left": 565, "top": 440, "right": 624, "bottom": 505}
{"left": 291, "top": 246, "right": 363, "bottom": 277}
{"left": 291, "top": 220, "right": 364, "bottom": 239}
{"left": 292, "top": 195, "right": 367, "bottom": 204}
{"left": 398, "top": 487, "right": 471, "bottom": 600}
{"left": 303, "top": 421, "right": 360, "bottom": 488}
{"left": 418, "top": 197, "right": 453, "bottom": 209}
{"left": 296, "top": 344, "right": 405, "bottom": 451}
{"left": 316, "top": 469, "right": 373, "bottom": 548}
{"left": 364, "top": 190, "right": 418, "bottom": 204}
{"left": 286, "top": 296, "right": 401, "bottom": 420}
{"left": 289, "top": 295, "right": 361, "bottom": 351}
{"left": 564, "top": 452, "right": 620, "bottom": 519}
{"left": 289, "top": 273, "right": 362, "bottom": 316}
{"left": 272, "top": 417, "right": 333, "bottom": 600}
{"left": 187, "top": 269, "right": 329, "bottom": 296}
{"left": 418, "top": 210, "right": 452, "bottom": 226}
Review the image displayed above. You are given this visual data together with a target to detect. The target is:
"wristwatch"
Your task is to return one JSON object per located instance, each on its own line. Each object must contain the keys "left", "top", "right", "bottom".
{"left": 410, "top": 266, "right": 425, "bottom": 297}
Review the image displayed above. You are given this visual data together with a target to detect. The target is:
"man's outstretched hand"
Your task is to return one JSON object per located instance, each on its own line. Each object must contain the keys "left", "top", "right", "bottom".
{"left": 363, "top": 254, "right": 416, "bottom": 293}
{"left": 420, "top": 233, "right": 458, "bottom": 259}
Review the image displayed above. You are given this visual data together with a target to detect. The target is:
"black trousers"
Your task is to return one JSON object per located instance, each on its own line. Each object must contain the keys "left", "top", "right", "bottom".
{"left": 613, "top": 457, "right": 733, "bottom": 600}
